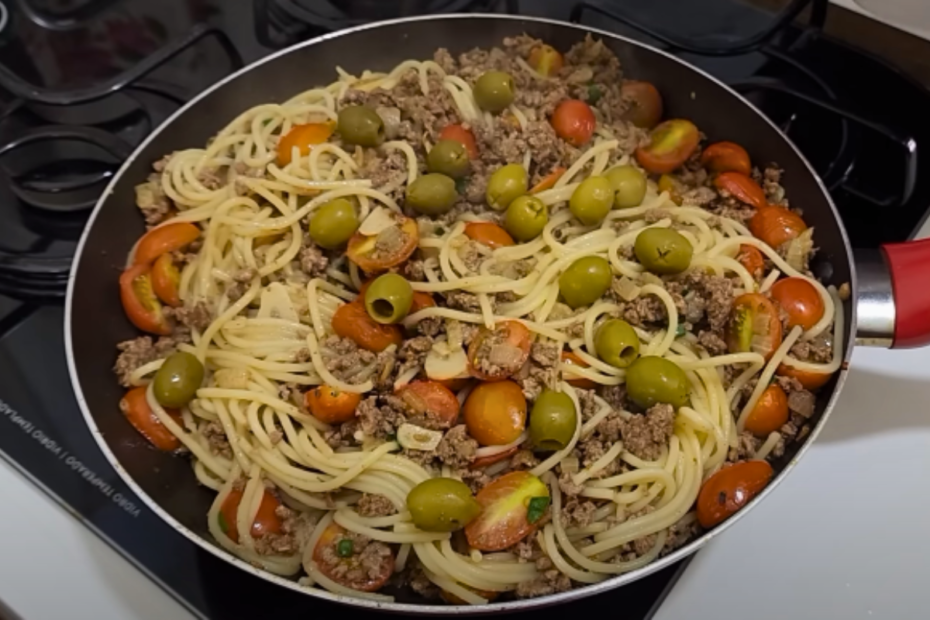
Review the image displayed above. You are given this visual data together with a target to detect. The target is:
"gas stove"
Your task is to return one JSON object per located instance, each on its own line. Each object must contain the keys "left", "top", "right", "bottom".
{"left": 1, "top": 0, "right": 929, "bottom": 618}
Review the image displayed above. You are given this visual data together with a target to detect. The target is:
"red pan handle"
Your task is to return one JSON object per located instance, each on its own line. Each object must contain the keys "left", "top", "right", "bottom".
{"left": 881, "top": 238, "right": 930, "bottom": 348}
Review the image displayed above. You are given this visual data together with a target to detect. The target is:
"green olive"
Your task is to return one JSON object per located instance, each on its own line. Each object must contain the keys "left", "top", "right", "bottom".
{"left": 309, "top": 198, "right": 359, "bottom": 249}
{"left": 595, "top": 319, "right": 640, "bottom": 368}
{"left": 605, "top": 165, "right": 647, "bottom": 208}
{"left": 406, "top": 478, "right": 481, "bottom": 532}
{"left": 625, "top": 355, "right": 690, "bottom": 409}
{"left": 569, "top": 176, "right": 614, "bottom": 225}
{"left": 503, "top": 195, "right": 548, "bottom": 242}
{"left": 633, "top": 228, "right": 693, "bottom": 275}
{"left": 559, "top": 256, "right": 612, "bottom": 309}
{"left": 486, "top": 163, "right": 528, "bottom": 211}
{"left": 529, "top": 389, "right": 577, "bottom": 452}
{"left": 337, "top": 105, "right": 385, "bottom": 147}
{"left": 364, "top": 273, "right": 413, "bottom": 324}
{"left": 152, "top": 351, "right": 204, "bottom": 408}
{"left": 406, "top": 173, "right": 458, "bottom": 215}
{"left": 427, "top": 139, "right": 470, "bottom": 179}
{"left": 474, "top": 71, "right": 516, "bottom": 113}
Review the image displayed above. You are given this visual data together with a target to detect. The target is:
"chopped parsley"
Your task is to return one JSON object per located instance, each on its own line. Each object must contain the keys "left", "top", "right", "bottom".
{"left": 526, "top": 496, "right": 551, "bottom": 524}
{"left": 455, "top": 176, "right": 469, "bottom": 194}
{"left": 675, "top": 323, "right": 686, "bottom": 338}
{"left": 217, "top": 511, "right": 229, "bottom": 535}
{"left": 434, "top": 226, "right": 446, "bottom": 236}
{"left": 587, "top": 83, "right": 603, "bottom": 104}
{"left": 337, "top": 538, "right": 354, "bottom": 557}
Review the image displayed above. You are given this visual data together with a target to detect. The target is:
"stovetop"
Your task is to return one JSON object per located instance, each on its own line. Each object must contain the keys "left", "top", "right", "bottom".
{"left": 1, "top": 0, "right": 929, "bottom": 618}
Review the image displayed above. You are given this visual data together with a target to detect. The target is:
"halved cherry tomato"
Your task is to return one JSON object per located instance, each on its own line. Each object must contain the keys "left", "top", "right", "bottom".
{"left": 119, "top": 264, "right": 171, "bottom": 336}
{"left": 219, "top": 487, "right": 284, "bottom": 544}
{"left": 277, "top": 122, "right": 334, "bottom": 165}
{"left": 410, "top": 291, "right": 436, "bottom": 315}
{"left": 620, "top": 81, "right": 663, "bottom": 129}
{"left": 467, "top": 320, "right": 532, "bottom": 380}
{"left": 440, "top": 124, "right": 478, "bottom": 159}
{"left": 776, "top": 364, "right": 833, "bottom": 390}
{"left": 313, "top": 522, "right": 394, "bottom": 591}
{"left": 464, "top": 222, "right": 515, "bottom": 249}
{"left": 530, "top": 167, "right": 567, "bottom": 194}
{"left": 551, "top": 99, "right": 596, "bottom": 147}
{"left": 696, "top": 460, "right": 773, "bottom": 528}
{"left": 463, "top": 380, "right": 526, "bottom": 446}
{"left": 151, "top": 253, "right": 181, "bottom": 307}
{"left": 750, "top": 206, "right": 807, "bottom": 249}
{"left": 133, "top": 222, "right": 200, "bottom": 266}
{"left": 346, "top": 216, "right": 419, "bottom": 273}
{"left": 727, "top": 293, "right": 783, "bottom": 360}
{"left": 465, "top": 471, "right": 549, "bottom": 551}
{"left": 744, "top": 384, "right": 789, "bottom": 436}
{"left": 119, "top": 386, "right": 181, "bottom": 451}
{"left": 396, "top": 381, "right": 461, "bottom": 428}
{"left": 331, "top": 301, "right": 403, "bottom": 352}
{"left": 635, "top": 119, "right": 700, "bottom": 174}
{"left": 305, "top": 385, "right": 362, "bottom": 424}
{"left": 436, "top": 377, "right": 472, "bottom": 392}
{"left": 657, "top": 174, "right": 684, "bottom": 205}
{"left": 471, "top": 446, "right": 520, "bottom": 470}
{"left": 701, "top": 141, "right": 751, "bottom": 176}
{"left": 441, "top": 587, "right": 500, "bottom": 605}
{"left": 714, "top": 172, "right": 766, "bottom": 209}
{"left": 561, "top": 351, "right": 596, "bottom": 389}
{"left": 736, "top": 244, "right": 765, "bottom": 279}
{"left": 528, "top": 44, "right": 564, "bottom": 76}
{"left": 769, "top": 277, "right": 824, "bottom": 331}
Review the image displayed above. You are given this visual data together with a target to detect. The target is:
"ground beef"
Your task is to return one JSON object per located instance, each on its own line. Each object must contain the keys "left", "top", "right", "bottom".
{"left": 408, "top": 565, "right": 441, "bottom": 599}
{"left": 316, "top": 529, "right": 392, "bottom": 583}
{"left": 787, "top": 389, "right": 816, "bottom": 419}
{"left": 435, "top": 425, "right": 477, "bottom": 468}
{"left": 599, "top": 384, "right": 627, "bottom": 412}
{"left": 619, "top": 295, "right": 667, "bottom": 327}
{"left": 134, "top": 173, "right": 173, "bottom": 227}
{"left": 299, "top": 243, "right": 329, "bottom": 277}
{"left": 530, "top": 341, "right": 561, "bottom": 368}
{"left": 252, "top": 503, "right": 308, "bottom": 556}
{"left": 514, "top": 358, "right": 560, "bottom": 401}
{"left": 561, "top": 498, "right": 598, "bottom": 529}
{"left": 396, "top": 336, "right": 433, "bottom": 376}
{"left": 510, "top": 449, "right": 539, "bottom": 470}
{"left": 708, "top": 194, "right": 756, "bottom": 225}
{"left": 360, "top": 147, "right": 408, "bottom": 200}
{"left": 323, "top": 419, "right": 360, "bottom": 449}
{"left": 673, "top": 271, "right": 734, "bottom": 333}
{"left": 443, "top": 291, "right": 483, "bottom": 312}
{"left": 513, "top": 537, "right": 544, "bottom": 561}
{"left": 697, "top": 330, "right": 728, "bottom": 355}
{"left": 404, "top": 259, "right": 426, "bottom": 282}
{"left": 729, "top": 431, "right": 761, "bottom": 461}
{"left": 663, "top": 516, "right": 701, "bottom": 555}
{"left": 515, "top": 569, "right": 572, "bottom": 599}
{"left": 356, "top": 493, "right": 397, "bottom": 517}
{"left": 790, "top": 333, "right": 833, "bottom": 363}
{"left": 558, "top": 468, "right": 585, "bottom": 497}
{"left": 165, "top": 301, "right": 213, "bottom": 332}
{"left": 457, "top": 468, "right": 493, "bottom": 494}
{"left": 201, "top": 421, "right": 232, "bottom": 459}
{"left": 458, "top": 240, "right": 485, "bottom": 273}
{"left": 320, "top": 335, "right": 377, "bottom": 383}
{"left": 416, "top": 316, "right": 443, "bottom": 337}
{"left": 197, "top": 168, "right": 224, "bottom": 190}
{"left": 621, "top": 403, "right": 675, "bottom": 461}
{"left": 113, "top": 335, "right": 188, "bottom": 386}
{"left": 761, "top": 164, "right": 787, "bottom": 205}
{"left": 356, "top": 395, "right": 405, "bottom": 439}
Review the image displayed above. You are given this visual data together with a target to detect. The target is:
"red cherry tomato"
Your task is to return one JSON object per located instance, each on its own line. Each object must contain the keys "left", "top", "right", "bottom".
{"left": 530, "top": 167, "right": 567, "bottom": 194}
{"left": 119, "top": 264, "right": 171, "bottom": 336}
{"left": 331, "top": 301, "right": 403, "bottom": 352}
{"left": 561, "top": 351, "right": 596, "bottom": 389}
{"left": 464, "top": 222, "right": 515, "bottom": 249}
{"left": 727, "top": 293, "right": 783, "bottom": 361}
{"left": 736, "top": 244, "right": 765, "bottom": 279}
{"left": 463, "top": 380, "right": 527, "bottom": 446}
{"left": 635, "top": 119, "right": 700, "bottom": 174}
{"left": 697, "top": 460, "right": 773, "bottom": 528}
{"left": 305, "top": 386, "right": 362, "bottom": 424}
{"left": 464, "top": 471, "right": 549, "bottom": 551}
{"left": 119, "top": 386, "right": 181, "bottom": 451}
{"left": 744, "top": 384, "right": 789, "bottom": 436}
{"left": 769, "top": 277, "right": 824, "bottom": 331}
{"left": 151, "top": 253, "right": 181, "bottom": 307}
{"left": 714, "top": 172, "right": 767, "bottom": 209}
{"left": 467, "top": 320, "right": 532, "bottom": 380}
{"left": 219, "top": 487, "right": 284, "bottom": 544}
{"left": 346, "top": 216, "right": 419, "bottom": 273}
{"left": 620, "top": 81, "right": 664, "bottom": 129}
{"left": 750, "top": 206, "right": 807, "bottom": 249}
{"left": 528, "top": 45, "right": 564, "bottom": 76}
{"left": 776, "top": 364, "right": 833, "bottom": 390}
{"left": 701, "top": 141, "right": 752, "bottom": 176}
{"left": 551, "top": 99, "right": 596, "bottom": 147}
{"left": 312, "top": 523, "right": 394, "bottom": 591}
{"left": 439, "top": 124, "right": 478, "bottom": 159}
{"left": 277, "top": 122, "right": 335, "bottom": 165}
{"left": 133, "top": 222, "right": 200, "bottom": 266}
{"left": 396, "top": 381, "right": 461, "bottom": 428}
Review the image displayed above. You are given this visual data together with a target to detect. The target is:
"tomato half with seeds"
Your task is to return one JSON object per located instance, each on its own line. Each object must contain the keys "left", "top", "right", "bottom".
{"left": 331, "top": 300, "right": 403, "bottom": 352}
{"left": 696, "top": 460, "right": 773, "bottom": 528}
{"left": 727, "top": 293, "right": 783, "bottom": 360}
{"left": 750, "top": 206, "right": 807, "bottom": 249}
{"left": 530, "top": 167, "right": 567, "bottom": 194}
{"left": 736, "top": 244, "right": 765, "bottom": 279}
{"left": 277, "top": 122, "right": 334, "bottom": 165}
{"left": 305, "top": 385, "right": 362, "bottom": 424}
{"left": 776, "top": 364, "right": 833, "bottom": 390}
{"left": 313, "top": 523, "right": 394, "bottom": 591}
{"left": 119, "top": 264, "right": 171, "bottom": 336}
{"left": 635, "top": 119, "right": 700, "bottom": 174}
{"left": 561, "top": 351, "right": 596, "bottom": 389}
{"left": 769, "top": 277, "right": 824, "bottom": 331}
{"left": 551, "top": 99, "right": 596, "bottom": 147}
{"left": 440, "top": 124, "right": 478, "bottom": 159}
{"left": 133, "top": 222, "right": 200, "bottom": 266}
{"left": 744, "top": 384, "right": 789, "bottom": 436}
{"left": 151, "top": 253, "right": 181, "bottom": 307}
{"left": 528, "top": 45, "right": 564, "bottom": 76}
{"left": 465, "top": 471, "right": 550, "bottom": 551}
{"left": 714, "top": 172, "right": 767, "bottom": 209}
{"left": 346, "top": 216, "right": 419, "bottom": 273}
{"left": 396, "top": 380, "right": 461, "bottom": 428}
{"left": 701, "top": 141, "right": 751, "bottom": 176}
{"left": 119, "top": 386, "right": 182, "bottom": 451}
{"left": 467, "top": 320, "right": 532, "bottom": 380}
{"left": 464, "top": 222, "right": 515, "bottom": 249}
{"left": 620, "top": 81, "right": 663, "bottom": 129}
{"left": 463, "top": 380, "right": 526, "bottom": 446}
{"left": 219, "top": 487, "right": 284, "bottom": 544}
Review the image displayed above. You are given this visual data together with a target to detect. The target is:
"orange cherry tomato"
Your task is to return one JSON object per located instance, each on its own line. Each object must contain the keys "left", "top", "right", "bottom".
{"left": 528, "top": 44, "right": 564, "bottom": 76}
{"left": 530, "top": 167, "right": 567, "bottom": 194}
{"left": 736, "top": 244, "right": 765, "bottom": 279}
{"left": 701, "top": 141, "right": 752, "bottom": 176}
{"left": 305, "top": 385, "right": 362, "bottom": 424}
{"left": 133, "top": 222, "right": 200, "bottom": 266}
{"left": 561, "top": 351, "right": 596, "bottom": 389}
{"left": 439, "top": 124, "right": 478, "bottom": 159}
{"left": 727, "top": 293, "right": 783, "bottom": 361}
{"left": 470, "top": 446, "right": 520, "bottom": 470}
{"left": 714, "top": 172, "right": 767, "bottom": 209}
{"left": 441, "top": 587, "right": 499, "bottom": 605}
{"left": 119, "top": 386, "right": 181, "bottom": 451}
{"left": 436, "top": 377, "right": 472, "bottom": 392}
{"left": 410, "top": 291, "right": 436, "bottom": 315}
{"left": 776, "top": 364, "right": 833, "bottom": 390}
{"left": 744, "top": 384, "right": 789, "bottom": 436}
{"left": 464, "top": 222, "right": 515, "bottom": 249}
{"left": 119, "top": 264, "right": 171, "bottom": 336}
{"left": 769, "top": 277, "right": 824, "bottom": 331}
{"left": 551, "top": 99, "right": 596, "bottom": 147}
{"left": 219, "top": 487, "right": 284, "bottom": 544}
{"left": 346, "top": 216, "right": 419, "bottom": 273}
{"left": 467, "top": 320, "right": 532, "bottom": 381}
{"left": 635, "top": 119, "right": 700, "bottom": 174}
{"left": 313, "top": 522, "right": 394, "bottom": 591}
{"left": 150, "top": 253, "right": 181, "bottom": 307}
{"left": 750, "top": 206, "right": 807, "bottom": 249}
{"left": 696, "top": 460, "right": 773, "bottom": 528}
{"left": 463, "top": 380, "right": 527, "bottom": 446}
{"left": 620, "top": 81, "right": 663, "bottom": 129}
{"left": 396, "top": 381, "right": 461, "bottom": 428}
{"left": 465, "top": 471, "right": 550, "bottom": 551}
{"left": 277, "top": 122, "right": 334, "bottom": 165}
{"left": 331, "top": 301, "right": 403, "bottom": 352}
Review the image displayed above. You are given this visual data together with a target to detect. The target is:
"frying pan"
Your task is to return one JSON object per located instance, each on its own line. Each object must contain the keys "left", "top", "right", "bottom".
{"left": 64, "top": 14, "right": 930, "bottom": 613}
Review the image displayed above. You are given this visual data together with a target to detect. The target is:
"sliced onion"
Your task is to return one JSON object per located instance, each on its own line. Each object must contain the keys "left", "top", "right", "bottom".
{"left": 397, "top": 423, "right": 443, "bottom": 451}
{"left": 474, "top": 430, "right": 529, "bottom": 458}
{"left": 783, "top": 227, "right": 814, "bottom": 272}
{"left": 614, "top": 276, "right": 641, "bottom": 302}
{"left": 358, "top": 206, "right": 396, "bottom": 237}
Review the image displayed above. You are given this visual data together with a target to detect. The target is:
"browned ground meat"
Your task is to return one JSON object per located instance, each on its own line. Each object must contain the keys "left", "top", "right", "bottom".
{"left": 622, "top": 404, "right": 676, "bottom": 461}
{"left": 360, "top": 147, "right": 408, "bottom": 200}
{"left": 561, "top": 498, "right": 598, "bottom": 529}
{"left": 316, "top": 530, "right": 392, "bottom": 583}
{"left": 356, "top": 395, "right": 406, "bottom": 439}
{"left": 320, "top": 336, "right": 383, "bottom": 384}
{"left": 436, "top": 425, "right": 477, "bottom": 468}
{"left": 516, "top": 568, "right": 572, "bottom": 598}
{"left": 790, "top": 333, "right": 833, "bottom": 363}
{"left": 443, "top": 291, "right": 483, "bottom": 312}
{"left": 396, "top": 336, "right": 434, "bottom": 376}
{"left": 134, "top": 173, "right": 173, "bottom": 227}
{"left": 299, "top": 243, "right": 329, "bottom": 277}
{"left": 356, "top": 493, "right": 397, "bottom": 517}
{"left": 729, "top": 431, "right": 762, "bottom": 461}
{"left": 201, "top": 421, "right": 232, "bottom": 459}
{"left": 165, "top": 301, "right": 213, "bottom": 332}
{"left": 113, "top": 335, "right": 188, "bottom": 387}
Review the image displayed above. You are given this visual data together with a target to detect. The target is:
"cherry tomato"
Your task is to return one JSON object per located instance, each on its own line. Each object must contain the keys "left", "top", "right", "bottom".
{"left": 219, "top": 487, "right": 284, "bottom": 544}
{"left": 119, "top": 386, "right": 181, "bottom": 451}
{"left": 331, "top": 301, "right": 403, "bottom": 352}
{"left": 151, "top": 253, "right": 181, "bottom": 307}
{"left": 635, "top": 119, "right": 700, "bottom": 174}
{"left": 467, "top": 320, "right": 532, "bottom": 380}
{"left": 776, "top": 364, "right": 833, "bottom": 390}
{"left": 551, "top": 99, "right": 596, "bottom": 147}
{"left": 561, "top": 351, "right": 596, "bottom": 389}
{"left": 750, "top": 206, "right": 807, "bottom": 249}
{"left": 313, "top": 522, "right": 394, "bottom": 591}
{"left": 396, "top": 381, "right": 461, "bottom": 428}
{"left": 528, "top": 45, "right": 564, "bottom": 76}
{"left": 530, "top": 167, "right": 567, "bottom": 194}
{"left": 744, "top": 384, "right": 789, "bottom": 436}
{"left": 769, "top": 277, "right": 824, "bottom": 331}
{"left": 277, "top": 122, "right": 334, "bottom": 165}
{"left": 736, "top": 244, "right": 765, "bottom": 279}
{"left": 465, "top": 471, "right": 549, "bottom": 551}
{"left": 463, "top": 380, "right": 526, "bottom": 446}
{"left": 119, "top": 264, "right": 171, "bottom": 336}
{"left": 714, "top": 172, "right": 767, "bottom": 209}
{"left": 701, "top": 141, "right": 751, "bottom": 176}
{"left": 696, "top": 460, "right": 773, "bottom": 528}
{"left": 620, "top": 81, "right": 663, "bottom": 129}
{"left": 441, "top": 587, "right": 499, "bottom": 605}
{"left": 464, "top": 222, "right": 515, "bottom": 249}
{"left": 440, "top": 124, "right": 478, "bottom": 159}
{"left": 133, "top": 222, "right": 200, "bottom": 266}
{"left": 305, "top": 385, "right": 362, "bottom": 424}
{"left": 727, "top": 293, "right": 783, "bottom": 361}
{"left": 346, "top": 216, "right": 419, "bottom": 273}
{"left": 410, "top": 291, "right": 436, "bottom": 315}
{"left": 657, "top": 174, "right": 684, "bottom": 206}
{"left": 471, "top": 446, "right": 520, "bottom": 470}
{"left": 436, "top": 377, "right": 472, "bottom": 392}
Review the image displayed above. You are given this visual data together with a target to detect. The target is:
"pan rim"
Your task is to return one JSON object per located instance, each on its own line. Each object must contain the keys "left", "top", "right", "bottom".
{"left": 63, "top": 12, "right": 856, "bottom": 614}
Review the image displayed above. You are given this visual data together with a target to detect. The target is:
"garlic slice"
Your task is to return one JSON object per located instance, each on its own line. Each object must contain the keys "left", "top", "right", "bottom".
{"left": 396, "top": 423, "right": 443, "bottom": 451}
